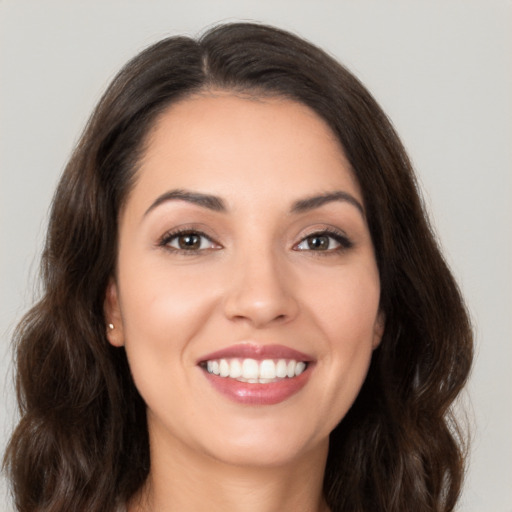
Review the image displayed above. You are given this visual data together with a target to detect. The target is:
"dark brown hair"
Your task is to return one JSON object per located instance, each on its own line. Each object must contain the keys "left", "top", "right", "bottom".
{"left": 4, "top": 22, "right": 473, "bottom": 512}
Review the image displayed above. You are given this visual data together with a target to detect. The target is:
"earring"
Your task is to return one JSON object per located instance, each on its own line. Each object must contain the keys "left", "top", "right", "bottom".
{"left": 107, "top": 323, "right": 115, "bottom": 330}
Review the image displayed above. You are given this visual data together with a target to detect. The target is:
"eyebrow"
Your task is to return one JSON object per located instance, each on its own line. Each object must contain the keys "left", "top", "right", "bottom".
{"left": 144, "top": 188, "right": 364, "bottom": 217}
{"left": 291, "top": 191, "right": 365, "bottom": 217}
{"left": 144, "top": 189, "right": 226, "bottom": 216}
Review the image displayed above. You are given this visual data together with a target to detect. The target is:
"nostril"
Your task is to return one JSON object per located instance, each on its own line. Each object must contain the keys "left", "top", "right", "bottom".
{"left": 222, "top": 271, "right": 299, "bottom": 327}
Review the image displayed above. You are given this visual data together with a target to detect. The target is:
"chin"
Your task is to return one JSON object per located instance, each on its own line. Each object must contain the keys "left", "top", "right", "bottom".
{"left": 196, "top": 419, "right": 329, "bottom": 469}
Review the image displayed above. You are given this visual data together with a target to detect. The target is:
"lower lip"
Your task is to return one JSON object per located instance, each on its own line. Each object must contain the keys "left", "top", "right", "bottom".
{"left": 201, "top": 367, "right": 312, "bottom": 405}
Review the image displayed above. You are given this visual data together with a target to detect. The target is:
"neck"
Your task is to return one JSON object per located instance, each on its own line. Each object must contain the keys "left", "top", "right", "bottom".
{"left": 128, "top": 428, "right": 330, "bottom": 512}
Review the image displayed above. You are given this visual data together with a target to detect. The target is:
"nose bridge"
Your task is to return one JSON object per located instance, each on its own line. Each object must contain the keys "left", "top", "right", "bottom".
{"left": 223, "top": 241, "right": 298, "bottom": 327}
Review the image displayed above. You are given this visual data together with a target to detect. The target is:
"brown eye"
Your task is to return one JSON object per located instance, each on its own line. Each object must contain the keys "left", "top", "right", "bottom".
{"left": 296, "top": 233, "right": 341, "bottom": 251}
{"left": 305, "top": 235, "right": 331, "bottom": 251}
{"left": 177, "top": 233, "right": 201, "bottom": 250}
{"left": 162, "top": 230, "right": 218, "bottom": 252}
{"left": 294, "top": 230, "right": 353, "bottom": 253}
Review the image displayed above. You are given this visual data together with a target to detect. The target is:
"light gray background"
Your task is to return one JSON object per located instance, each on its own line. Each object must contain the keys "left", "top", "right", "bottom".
{"left": 1, "top": 1, "right": 511, "bottom": 511}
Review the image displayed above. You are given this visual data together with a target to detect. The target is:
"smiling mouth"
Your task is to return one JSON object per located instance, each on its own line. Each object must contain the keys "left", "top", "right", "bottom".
{"left": 200, "top": 358, "right": 308, "bottom": 383}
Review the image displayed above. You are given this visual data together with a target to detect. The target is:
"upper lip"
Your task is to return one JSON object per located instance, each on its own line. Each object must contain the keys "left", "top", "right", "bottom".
{"left": 197, "top": 343, "right": 314, "bottom": 364}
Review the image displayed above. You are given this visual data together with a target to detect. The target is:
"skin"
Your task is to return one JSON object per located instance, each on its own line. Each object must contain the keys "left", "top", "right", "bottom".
{"left": 105, "top": 92, "right": 384, "bottom": 512}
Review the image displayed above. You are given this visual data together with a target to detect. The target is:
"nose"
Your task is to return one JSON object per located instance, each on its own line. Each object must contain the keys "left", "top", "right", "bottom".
{"left": 223, "top": 249, "right": 299, "bottom": 328}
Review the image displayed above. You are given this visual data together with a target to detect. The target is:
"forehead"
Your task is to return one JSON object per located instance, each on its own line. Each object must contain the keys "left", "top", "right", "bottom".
{"left": 129, "top": 92, "right": 361, "bottom": 212}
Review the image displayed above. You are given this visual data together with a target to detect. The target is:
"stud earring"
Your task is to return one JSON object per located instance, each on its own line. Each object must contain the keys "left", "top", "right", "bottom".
{"left": 107, "top": 323, "right": 115, "bottom": 330}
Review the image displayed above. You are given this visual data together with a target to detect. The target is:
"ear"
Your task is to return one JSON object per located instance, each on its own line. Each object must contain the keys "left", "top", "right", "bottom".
{"left": 372, "top": 311, "right": 385, "bottom": 350}
{"left": 104, "top": 278, "right": 125, "bottom": 347}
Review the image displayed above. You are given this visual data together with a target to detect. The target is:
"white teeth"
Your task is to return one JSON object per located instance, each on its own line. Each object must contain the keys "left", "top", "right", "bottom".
{"left": 204, "top": 357, "right": 308, "bottom": 382}
{"left": 259, "top": 359, "right": 276, "bottom": 379}
{"left": 229, "top": 359, "right": 242, "bottom": 378}
{"left": 295, "top": 361, "right": 306, "bottom": 376}
{"left": 242, "top": 358, "right": 259, "bottom": 379}
{"left": 219, "top": 359, "right": 230, "bottom": 377}
{"left": 287, "top": 360, "right": 296, "bottom": 378}
{"left": 276, "top": 359, "right": 288, "bottom": 378}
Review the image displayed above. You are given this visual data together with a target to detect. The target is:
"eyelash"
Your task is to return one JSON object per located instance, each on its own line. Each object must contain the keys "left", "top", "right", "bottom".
{"left": 293, "top": 229, "right": 353, "bottom": 254}
{"left": 158, "top": 228, "right": 219, "bottom": 255}
{"left": 157, "top": 228, "right": 353, "bottom": 255}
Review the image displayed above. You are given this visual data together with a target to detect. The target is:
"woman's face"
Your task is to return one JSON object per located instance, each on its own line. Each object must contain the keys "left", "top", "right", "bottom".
{"left": 106, "top": 93, "right": 383, "bottom": 469}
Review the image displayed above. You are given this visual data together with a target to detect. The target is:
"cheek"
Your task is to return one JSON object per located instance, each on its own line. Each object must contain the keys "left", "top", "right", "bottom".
{"left": 120, "top": 258, "right": 218, "bottom": 333}
{"left": 117, "top": 262, "right": 219, "bottom": 409}
{"left": 304, "top": 259, "right": 381, "bottom": 343}
{"left": 116, "top": 258, "right": 227, "bottom": 388}
{"left": 300, "top": 260, "right": 380, "bottom": 408}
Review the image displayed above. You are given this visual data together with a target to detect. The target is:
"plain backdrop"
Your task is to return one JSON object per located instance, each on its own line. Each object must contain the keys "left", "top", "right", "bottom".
{"left": 1, "top": 1, "right": 511, "bottom": 511}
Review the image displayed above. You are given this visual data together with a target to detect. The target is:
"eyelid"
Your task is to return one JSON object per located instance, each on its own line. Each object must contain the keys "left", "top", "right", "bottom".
{"left": 157, "top": 227, "right": 222, "bottom": 253}
{"left": 292, "top": 227, "right": 353, "bottom": 252}
{"left": 156, "top": 224, "right": 353, "bottom": 255}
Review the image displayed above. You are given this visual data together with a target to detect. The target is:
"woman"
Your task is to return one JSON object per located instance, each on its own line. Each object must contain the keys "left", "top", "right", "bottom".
{"left": 3, "top": 22, "right": 473, "bottom": 512}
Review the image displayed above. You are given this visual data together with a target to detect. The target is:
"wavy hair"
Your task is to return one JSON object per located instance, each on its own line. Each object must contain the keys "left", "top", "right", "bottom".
{"left": 4, "top": 22, "right": 473, "bottom": 512}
